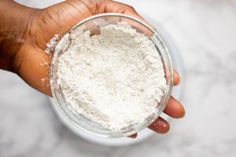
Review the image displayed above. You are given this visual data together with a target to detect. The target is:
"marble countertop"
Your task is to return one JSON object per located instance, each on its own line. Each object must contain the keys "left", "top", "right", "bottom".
{"left": 1, "top": 0, "right": 236, "bottom": 156}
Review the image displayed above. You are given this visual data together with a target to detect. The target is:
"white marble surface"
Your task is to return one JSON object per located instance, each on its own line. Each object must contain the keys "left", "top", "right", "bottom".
{"left": 1, "top": 0, "right": 236, "bottom": 156}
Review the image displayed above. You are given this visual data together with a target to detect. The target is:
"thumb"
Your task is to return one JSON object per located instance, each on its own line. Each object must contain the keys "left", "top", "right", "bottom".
{"left": 33, "top": 0, "right": 99, "bottom": 49}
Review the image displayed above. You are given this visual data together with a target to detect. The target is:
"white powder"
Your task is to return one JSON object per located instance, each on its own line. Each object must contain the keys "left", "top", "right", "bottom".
{"left": 57, "top": 23, "right": 166, "bottom": 132}
{"left": 45, "top": 34, "right": 59, "bottom": 54}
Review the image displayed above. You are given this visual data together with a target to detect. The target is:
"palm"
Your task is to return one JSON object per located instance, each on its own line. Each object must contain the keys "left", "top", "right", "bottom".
{"left": 19, "top": 1, "right": 97, "bottom": 95}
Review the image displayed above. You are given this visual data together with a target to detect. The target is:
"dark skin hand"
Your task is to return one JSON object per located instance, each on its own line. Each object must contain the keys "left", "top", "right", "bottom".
{"left": 0, "top": 0, "right": 185, "bottom": 137}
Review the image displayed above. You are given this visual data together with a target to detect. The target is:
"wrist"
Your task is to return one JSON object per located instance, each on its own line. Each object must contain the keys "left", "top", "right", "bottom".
{"left": 0, "top": 1, "right": 37, "bottom": 70}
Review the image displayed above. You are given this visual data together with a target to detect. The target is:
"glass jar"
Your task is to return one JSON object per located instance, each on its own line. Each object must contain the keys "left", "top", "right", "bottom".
{"left": 50, "top": 13, "right": 174, "bottom": 138}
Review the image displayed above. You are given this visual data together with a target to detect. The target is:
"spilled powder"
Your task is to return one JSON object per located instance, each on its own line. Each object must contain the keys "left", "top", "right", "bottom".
{"left": 45, "top": 34, "right": 59, "bottom": 54}
{"left": 56, "top": 23, "right": 167, "bottom": 131}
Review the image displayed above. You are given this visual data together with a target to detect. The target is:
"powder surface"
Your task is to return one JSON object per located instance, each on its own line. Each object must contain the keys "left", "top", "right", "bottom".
{"left": 57, "top": 23, "right": 166, "bottom": 132}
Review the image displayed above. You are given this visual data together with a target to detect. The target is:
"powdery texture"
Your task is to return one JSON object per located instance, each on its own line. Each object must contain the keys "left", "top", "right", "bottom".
{"left": 57, "top": 23, "right": 166, "bottom": 132}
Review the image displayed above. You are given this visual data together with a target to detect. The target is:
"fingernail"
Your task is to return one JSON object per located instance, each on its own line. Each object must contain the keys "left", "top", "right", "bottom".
{"left": 129, "top": 134, "right": 138, "bottom": 139}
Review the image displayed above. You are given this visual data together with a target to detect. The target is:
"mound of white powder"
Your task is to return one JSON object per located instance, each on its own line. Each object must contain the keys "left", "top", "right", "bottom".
{"left": 57, "top": 23, "right": 166, "bottom": 132}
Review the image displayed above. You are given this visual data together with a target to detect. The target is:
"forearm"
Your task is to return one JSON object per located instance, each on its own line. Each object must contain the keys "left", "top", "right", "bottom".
{"left": 0, "top": 0, "right": 34, "bottom": 70}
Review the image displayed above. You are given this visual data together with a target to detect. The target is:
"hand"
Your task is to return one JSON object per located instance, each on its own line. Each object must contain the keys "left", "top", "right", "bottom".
{"left": 0, "top": 0, "right": 185, "bottom": 136}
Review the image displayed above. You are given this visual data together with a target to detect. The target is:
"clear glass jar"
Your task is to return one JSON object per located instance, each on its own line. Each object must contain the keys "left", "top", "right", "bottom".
{"left": 50, "top": 13, "right": 174, "bottom": 138}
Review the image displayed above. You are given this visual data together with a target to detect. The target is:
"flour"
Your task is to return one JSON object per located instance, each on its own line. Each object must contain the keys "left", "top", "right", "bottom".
{"left": 45, "top": 34, "right": 59, "bottom": 54}
{"left": 56, "top": 23, "right": 167, "bottom": 132}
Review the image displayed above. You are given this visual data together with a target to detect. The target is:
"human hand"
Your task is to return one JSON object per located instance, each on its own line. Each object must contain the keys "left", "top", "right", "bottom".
{"left": 0, "top": 0, "right": 185, "bottom": 136}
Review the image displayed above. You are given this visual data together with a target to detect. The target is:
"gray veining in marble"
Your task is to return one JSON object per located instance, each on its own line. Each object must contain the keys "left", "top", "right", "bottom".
{"left": 1, "top": 0, "right": 236, "bottom": 156}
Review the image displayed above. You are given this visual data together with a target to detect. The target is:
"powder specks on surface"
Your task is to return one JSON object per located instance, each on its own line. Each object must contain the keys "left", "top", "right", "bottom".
{"left": 45, "top": 34, "right": 59, "bottom": 54}
{"left": 57, "top": 23, "right": 166, "bottom": 131}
